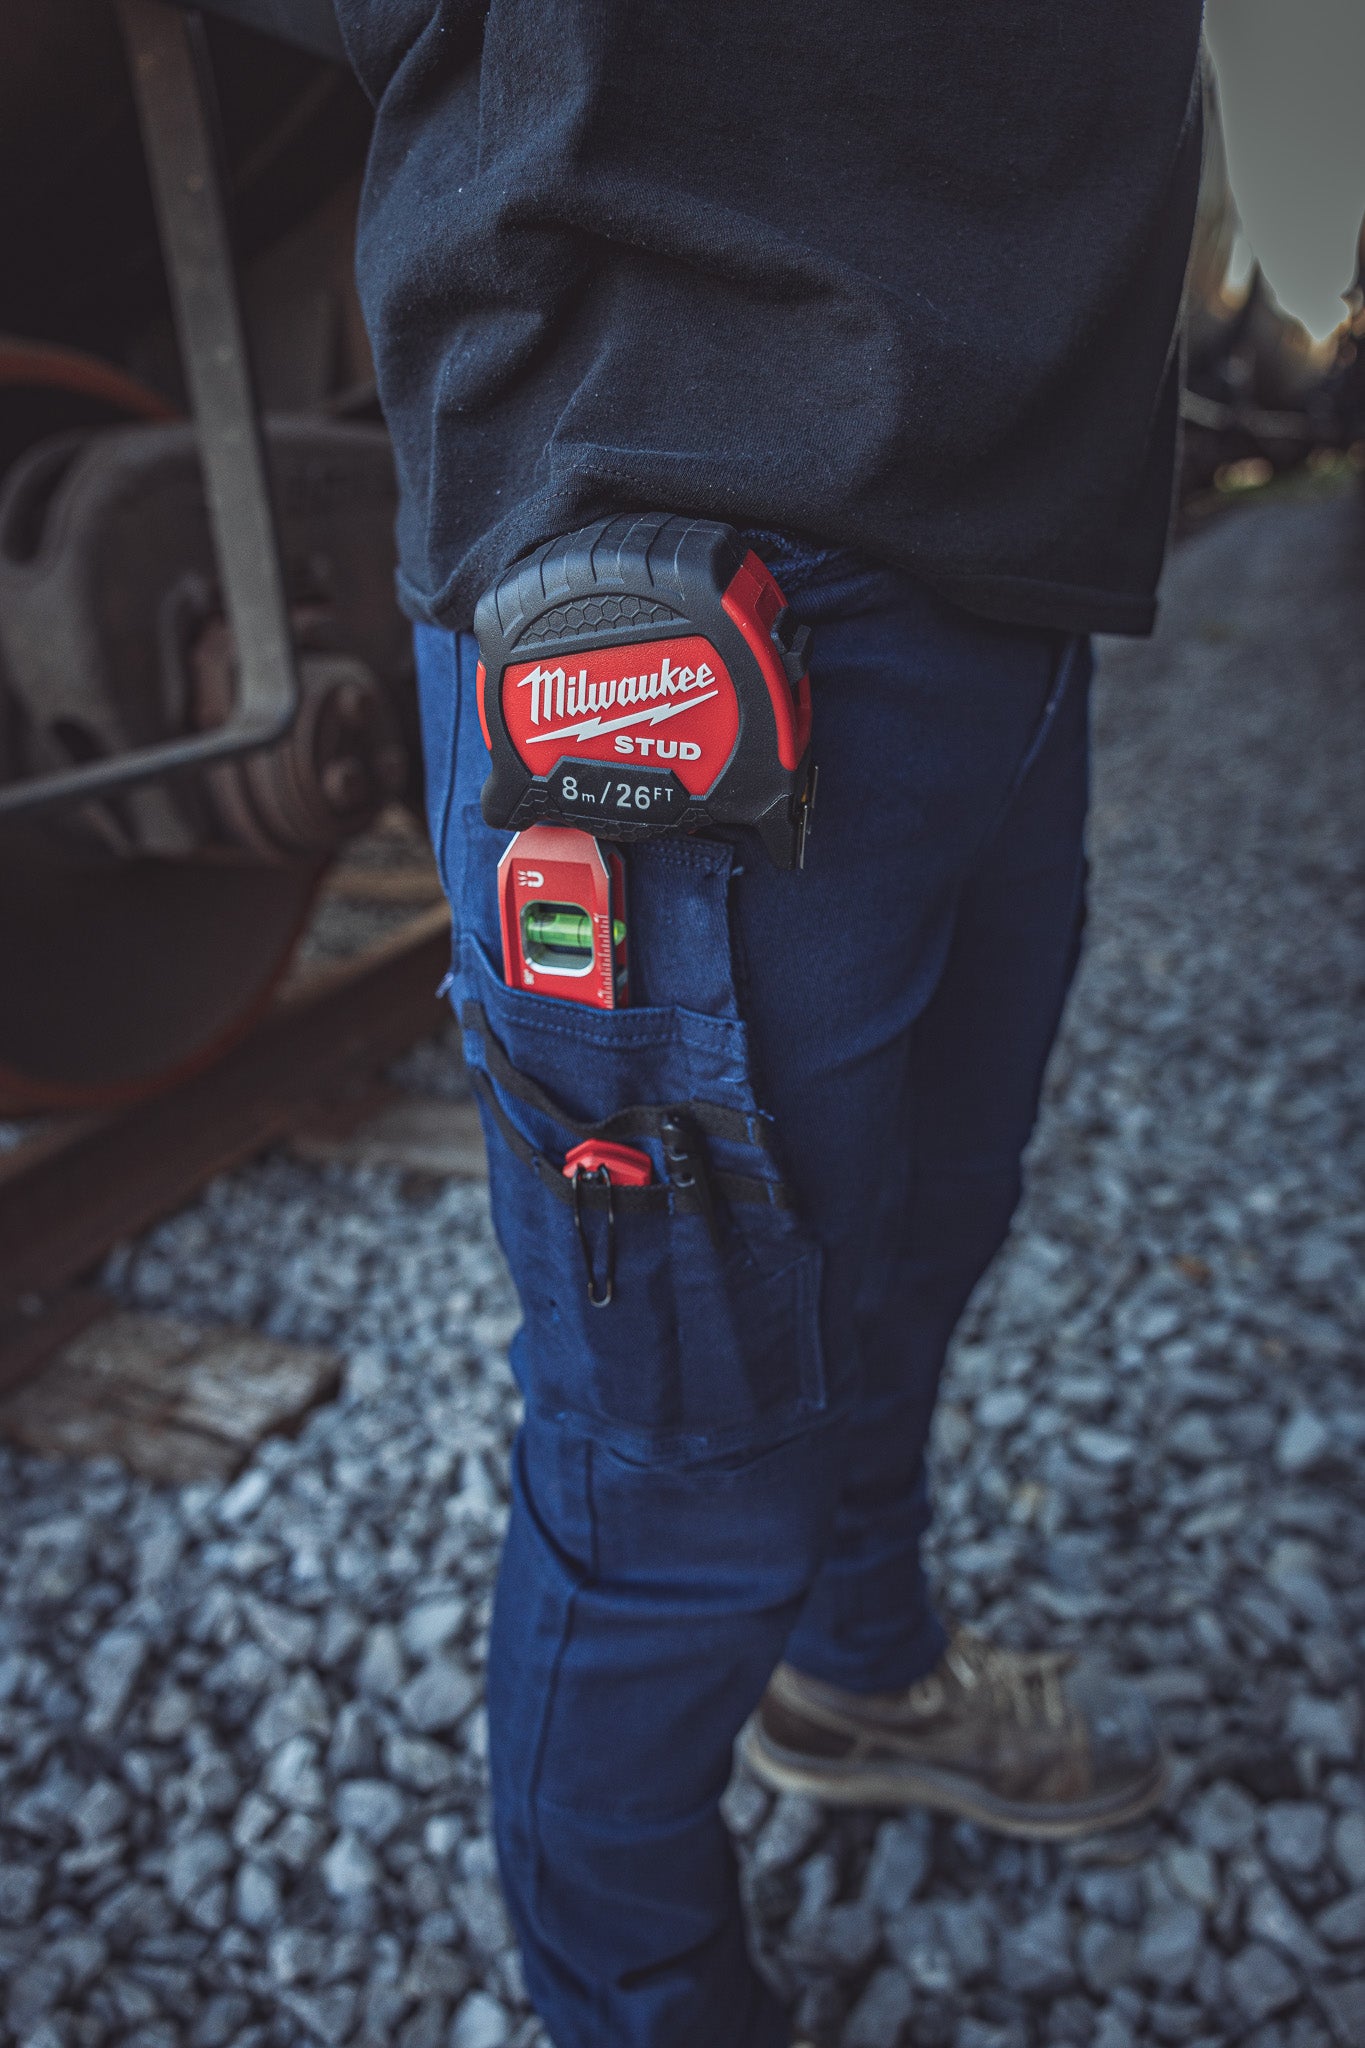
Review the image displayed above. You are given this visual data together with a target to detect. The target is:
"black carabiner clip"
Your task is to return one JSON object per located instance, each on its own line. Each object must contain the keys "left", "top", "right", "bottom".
{"left": 660, "top": 1111, "right": 721, "bottom": 1247}
{"left": 570, "top": 1163, "right": 616, "bottom": 1308}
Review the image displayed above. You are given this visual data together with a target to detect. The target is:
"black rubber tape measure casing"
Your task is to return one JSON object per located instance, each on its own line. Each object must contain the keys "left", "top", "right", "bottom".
{"left": 473, "top": 514, "right": 815, "bottom": 869}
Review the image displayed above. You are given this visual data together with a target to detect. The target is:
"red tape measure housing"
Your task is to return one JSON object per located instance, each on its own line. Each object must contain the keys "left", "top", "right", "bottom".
{"left": 475, "top": 516, "right": 814, "bottom": 869}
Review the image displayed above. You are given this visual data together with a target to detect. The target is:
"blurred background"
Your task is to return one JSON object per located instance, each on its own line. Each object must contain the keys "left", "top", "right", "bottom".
{"left": 1204, "top": 0, "right": 1365, "bottom": 346}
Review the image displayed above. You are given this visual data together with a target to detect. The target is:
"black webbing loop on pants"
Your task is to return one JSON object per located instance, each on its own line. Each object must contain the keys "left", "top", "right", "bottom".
{"left": 465, "top": 1067, "right": 793, "bottom": 1215}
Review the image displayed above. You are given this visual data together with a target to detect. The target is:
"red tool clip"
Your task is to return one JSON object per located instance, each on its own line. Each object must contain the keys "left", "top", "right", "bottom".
{"left": 562, "top": 1140, "right": 653, "bottom": 1187}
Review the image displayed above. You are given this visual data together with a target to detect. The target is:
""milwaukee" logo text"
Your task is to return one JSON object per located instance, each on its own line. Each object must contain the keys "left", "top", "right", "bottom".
{"left": 516, "top": 655, "right": 720, "bottom": 748}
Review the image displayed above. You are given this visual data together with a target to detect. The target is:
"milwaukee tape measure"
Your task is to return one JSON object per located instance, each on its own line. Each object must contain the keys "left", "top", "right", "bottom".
{"left": 473, "top": 514, "right": 815, "bottom": 870}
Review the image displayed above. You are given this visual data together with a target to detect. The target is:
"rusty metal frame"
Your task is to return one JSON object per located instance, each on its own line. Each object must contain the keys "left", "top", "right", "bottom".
{"left": 0, "top": 0, "right": 300, "bottom": 819}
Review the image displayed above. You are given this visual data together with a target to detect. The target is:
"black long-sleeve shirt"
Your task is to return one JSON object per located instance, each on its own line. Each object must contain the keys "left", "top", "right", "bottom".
{"left": 336, "top": 1, "right": 1205, "bottom": 636}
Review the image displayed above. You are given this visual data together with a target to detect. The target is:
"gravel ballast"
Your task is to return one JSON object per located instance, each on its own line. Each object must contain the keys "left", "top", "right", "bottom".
{"left": 1, "top": 483, "right": 1363, "bottom": 2047}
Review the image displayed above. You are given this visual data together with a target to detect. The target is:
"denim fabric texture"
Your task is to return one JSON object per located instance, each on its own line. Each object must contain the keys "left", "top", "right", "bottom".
{"left": 413, "top": 573, "right": 1091, "bottom": 2048}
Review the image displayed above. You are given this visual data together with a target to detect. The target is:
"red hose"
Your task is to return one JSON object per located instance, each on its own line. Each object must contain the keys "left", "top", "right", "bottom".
{"left": 0, "top": 335, "right": 180, "bottom": 421}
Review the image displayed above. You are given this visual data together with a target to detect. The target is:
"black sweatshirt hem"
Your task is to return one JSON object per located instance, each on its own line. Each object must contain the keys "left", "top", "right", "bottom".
{"left": 399, "top": 551, "right": 1158, "bottom": 643}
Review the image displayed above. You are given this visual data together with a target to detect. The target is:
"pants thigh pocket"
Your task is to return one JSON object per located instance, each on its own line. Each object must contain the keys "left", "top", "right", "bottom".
{"left": 458, "top": 934, "right": 826, "bottom": 1459}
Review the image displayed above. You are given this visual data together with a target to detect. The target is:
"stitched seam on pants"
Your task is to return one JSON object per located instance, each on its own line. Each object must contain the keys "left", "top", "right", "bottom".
{"left": 968, "top": 633, "right": 1084, "bottom": 876}
{"left": 582, "top": 1440, "right": 612, "bottom": 2038}
{"left": 1008, "top": 634, "right": 1082, "bottom": 800}
{"left": 519, "top": 1438, "right": 612, "bottom": 2040}
{"left": 433, "top": 633, "right": 462, "bottom": 915}
{"left": 521, "top": 1491, "right": 594, "bottom": 2031}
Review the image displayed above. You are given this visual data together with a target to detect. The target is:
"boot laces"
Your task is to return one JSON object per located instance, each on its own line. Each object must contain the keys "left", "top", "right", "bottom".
{"left": 932, "top": 1631, "right": 1072, "bottom": 1731}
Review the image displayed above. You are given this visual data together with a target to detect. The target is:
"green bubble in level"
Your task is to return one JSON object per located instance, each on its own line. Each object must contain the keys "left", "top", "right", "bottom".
{"left": 523, "top": 901, "right": 625, "bottom": 968}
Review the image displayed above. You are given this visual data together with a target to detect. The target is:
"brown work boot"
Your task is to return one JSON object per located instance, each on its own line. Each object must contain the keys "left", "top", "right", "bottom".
{"left": 741, "top": 1631, "right": 1166, "bottom": 1840}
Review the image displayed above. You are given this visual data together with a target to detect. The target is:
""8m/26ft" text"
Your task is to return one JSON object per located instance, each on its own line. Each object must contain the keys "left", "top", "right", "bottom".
{"left": 556, "top": 773, "right": 679, "bottom": 812}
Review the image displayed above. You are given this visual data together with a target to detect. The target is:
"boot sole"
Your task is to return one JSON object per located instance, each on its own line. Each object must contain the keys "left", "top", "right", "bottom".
{"left": 739, "top": 1719, "right": 1168, "bottom": 1842}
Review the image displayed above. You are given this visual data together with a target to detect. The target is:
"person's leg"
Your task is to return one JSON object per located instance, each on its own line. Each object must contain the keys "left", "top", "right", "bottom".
{"left": 414, "top": 584, "right": 1073, "bottom": 2048}
{"left": 488, "top": 1413, "right": 843, "bottom": 2048}
{"left": 776, "top": 630, "right": 1093, "bottom": 1694}
{"left": 740, "top": 630, "right": 1163, "bottom": 1836}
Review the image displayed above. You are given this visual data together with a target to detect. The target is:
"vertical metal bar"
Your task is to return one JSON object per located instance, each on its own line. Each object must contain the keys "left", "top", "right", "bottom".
{"left": 117, "top": 0, "right": 298, "bottom": 736}
{"left": 0, "top": 0, "right": 304, "bottom": 819}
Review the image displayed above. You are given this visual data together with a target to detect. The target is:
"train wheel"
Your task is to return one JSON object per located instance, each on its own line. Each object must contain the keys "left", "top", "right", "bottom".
{"left": 0, "top": 825, "right": 325, "bottom": 1113}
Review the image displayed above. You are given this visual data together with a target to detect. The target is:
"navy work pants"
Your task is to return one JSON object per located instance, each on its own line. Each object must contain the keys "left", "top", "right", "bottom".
{"left": 414, "top": 571, "right": 1091, "bottom": 2048}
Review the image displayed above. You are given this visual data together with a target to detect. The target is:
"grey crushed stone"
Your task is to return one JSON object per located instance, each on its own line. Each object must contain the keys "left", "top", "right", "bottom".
{"left": 861, "top": 1814, "right": 932, "bottom": 1916}
{"left": 450, "top": 1988, "right": 512, "bottom": 2046}
{"left": 1225, "top": 1941, "right": 1302, "bottom": 2025}
{"left": 333, "top": 1779, "right": 407, "bottom": 1845}
{"left": 1275, "top": 1410, "right": 1333, "bottom": 1479}
{"left": 0, "top": 1860, "right": 43, "bottom": 1924}
{"left": 1244, "top": 1877, "right": 1326, "bottom": 1969}
{"left": 1092, "top": 2013, "right": 1137, "bottom": 2048}
{"left": 1135, "top": 1901, "right": 1205, "bottom": 1990}
{"left": 1190, "top": 1782, "right": 1261, "bottom": 1857}
{"left": 1164, "top": 1844, "right": 1219, "bottom": 1914}
{"left": 841, "top": 1963, "right": 914, "bottom": 2046}
{"left": 1318, "top": 1977, "right": 1365, "bottom": 2048}
{"left": 0, "top": 485, "right": 1362, "bottom": 2046}
{"left": 1332, "top": 1812, "right": 1365, "bottom": 1888}
{"left": 1315, "top": 1887, "right": 1365, "bottom": 1949}
{"left": 884, "top": 1902, "right": 958, "bottom": 1993}
{"left": 398, "top": 1660, "right": 479, "bottom": 1736}
{"left": 1262, "top": 1801, "right": 1331, "bottom": 1876}
{"left": 1078, "top": 1920, "right": 1138, "bottom": 1997}
{"left": 1286, "top": 1695, "right": 1360, "bottom": 1765}
{"left": 996, "top": 1904, "right": 1076, "bottom": 1997}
